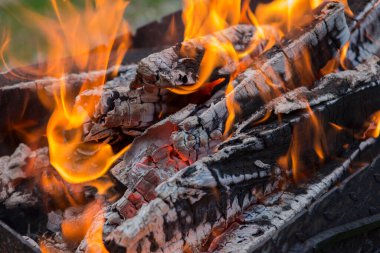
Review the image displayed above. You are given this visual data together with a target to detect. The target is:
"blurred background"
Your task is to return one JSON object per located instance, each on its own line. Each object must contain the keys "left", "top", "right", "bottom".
{"left": 0, "top": 0, "right": 181, "bottom": 71}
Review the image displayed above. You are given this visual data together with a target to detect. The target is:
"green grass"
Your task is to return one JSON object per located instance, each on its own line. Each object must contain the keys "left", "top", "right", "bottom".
{"left": 0, "top": 0, "right": 181, "bottom": 71}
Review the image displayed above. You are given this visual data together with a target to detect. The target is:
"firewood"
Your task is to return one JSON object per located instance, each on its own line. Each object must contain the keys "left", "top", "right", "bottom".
{"left": 80, "top": 0, "right": 380, "bottom": 143}
{"left": 103, "top": 57, "right": 380, "bottom": 252}
{"left": 132, "top": 24, "right": 267, "bottom": 88}
{"left": 112, "top": 1, "right": 350, "bottom": 185}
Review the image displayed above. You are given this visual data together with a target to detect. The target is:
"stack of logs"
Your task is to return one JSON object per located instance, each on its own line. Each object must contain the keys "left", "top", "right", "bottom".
{"left": 1, "top": 0, "right": 380, "bottom": 253}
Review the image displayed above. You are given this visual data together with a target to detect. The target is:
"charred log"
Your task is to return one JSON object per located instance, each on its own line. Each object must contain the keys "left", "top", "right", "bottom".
{"left": 113, "top": 1, "right": 350, "bottom": 185}
{"left": 133, "top": 24, "right": 266, "bottom": 88}
{"left": 100, "top": 56, "right": 380, "bottom": 252}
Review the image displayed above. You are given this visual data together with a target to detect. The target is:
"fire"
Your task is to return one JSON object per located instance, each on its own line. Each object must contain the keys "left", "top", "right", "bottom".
{"left": 278, "top": 103, "right": 327, "bottom": 183}
{"left": 19, "top": 0, "right": 131, "bottom": 184}
{"left": 61, "top": 200, "right": 104, "bottom": 247}
{"left": 364, "top": 111, "right": 380, "bottom": 139}
{"left": 175, "top": 0, "right": 354, "bottom": 136}
{"left": 1, "top": 0, "right": 132, "bottom": 250}
{"left": 182, "top": 0, "right": 241, "bottom": 40}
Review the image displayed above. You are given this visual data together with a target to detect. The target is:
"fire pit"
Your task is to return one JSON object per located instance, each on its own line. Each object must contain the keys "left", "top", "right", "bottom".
{"left": 1, "top": 0, "right": 380, "bottom": 252}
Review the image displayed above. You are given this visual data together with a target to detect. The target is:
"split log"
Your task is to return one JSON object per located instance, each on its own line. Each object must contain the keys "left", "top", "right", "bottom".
{"left": 346, "top": 0, "right": 380, "bottom": 67}
{"left": 99, "top": 57, "right": 380, "bottom": 252}
{"left": 112, "top": 1, "right": 350, "bottom": 185}
{"left": 133, "top": 24, "right": 268, "bottom": 88}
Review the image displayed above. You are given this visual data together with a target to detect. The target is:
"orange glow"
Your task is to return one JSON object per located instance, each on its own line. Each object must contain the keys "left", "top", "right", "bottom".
{"left": 364, "top": 111, "right": 380, "bottom": 139}
{"left": 224, "top": 80, "right": 240, "bottom": 138}
{"left": 339, "top": 42, "right": 350, "bottom": 70}
{"left": 278, "top": 103, "right": 327, "bottom": 183}
{"left": 61, "top": 200, "right": 106, "bottom": 250}
{"left": 329, "top": 122, "right": 344, "bottom": 131}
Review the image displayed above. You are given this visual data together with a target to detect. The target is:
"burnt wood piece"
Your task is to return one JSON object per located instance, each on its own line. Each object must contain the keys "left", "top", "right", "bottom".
{"left": 80, "top": 66, "right": 197, "bottom": 142}
{"left": 101, "top": 57, "right": 380, "bottom": 252}
{"left": 346, "top": 0, "right": 380, "bottom": 67}
{"left": 0, "top": 65, "right": 131, "bottom": 156}
{"left": 114, "top": 1, "right": 349, "bottom": 184}
{"left": 133, "top": 24, "right": 265, "bottom": 88}
{"left": 215, "top": 138, "right": 380, "bottom": 253}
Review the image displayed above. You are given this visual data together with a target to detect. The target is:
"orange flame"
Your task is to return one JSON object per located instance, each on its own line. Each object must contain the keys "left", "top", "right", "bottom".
{"left": 364, "top": 111, "right": 380, "bottom": 139}
{"left": 2, "top": 1, "right": 131, "bottom": 249}
{"left": 61, "top": 200, "right": 105, "bottom": 248}
{"left": 278, "top": 103, "right": 327, "bottom": 183}
{"left": 176, "top": 0, "right": 354, "bottom": 136}
{"left": 23, "top": 0, "right": 132, "bottom": 184}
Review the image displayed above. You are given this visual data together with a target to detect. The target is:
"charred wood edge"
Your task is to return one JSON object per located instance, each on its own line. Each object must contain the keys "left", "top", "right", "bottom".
{"left": 346, "top": 0, "right": 380, "bottom": 67}
{"left": 116, "top": 1, "right": 349, "bottom": 182}
{"left": 133, "top": 24, "right": 261, "bottom": 88}
{"left": 215, "top": 138, "right": 379, "bottom": 253}
{"left": 102, "top": 57, "right": 380, "bottom": 252}
{"left": 0, "top": 220, "right": 40, "bottom": 253}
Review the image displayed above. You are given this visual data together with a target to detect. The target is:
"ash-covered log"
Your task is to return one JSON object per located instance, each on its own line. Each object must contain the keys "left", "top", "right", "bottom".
{"left": 93, "top": 57, "right": 380, "bottom": 252}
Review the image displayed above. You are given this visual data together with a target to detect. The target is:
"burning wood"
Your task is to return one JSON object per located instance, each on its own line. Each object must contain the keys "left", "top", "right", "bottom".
{"left": 103, "top": 57, "right": 380, "bottom": 252}
{"left": 2, "top": 0, "right": 380, "bottom": 252}
{"left": 111, "top": 1, "right": 349, "bottom": 187}
{"left": 133, "top": 24, "right": 270, "bottom": 89}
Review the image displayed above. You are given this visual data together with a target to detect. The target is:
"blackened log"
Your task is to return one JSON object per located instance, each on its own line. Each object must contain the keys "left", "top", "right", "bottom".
{"left": 133, "top": 24, "right": 266, "bottom": 88}
{"left": 102, "top": 57, "right": 380, "bottom": 252}
{"left": 114, "top": 1, "right": 349, "bottom": 183}
{"left": 346, "top": 0, "right": 380, "bottom": 67}
{"left": 215, "top": 138, "right": 380, "bottom": 253}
